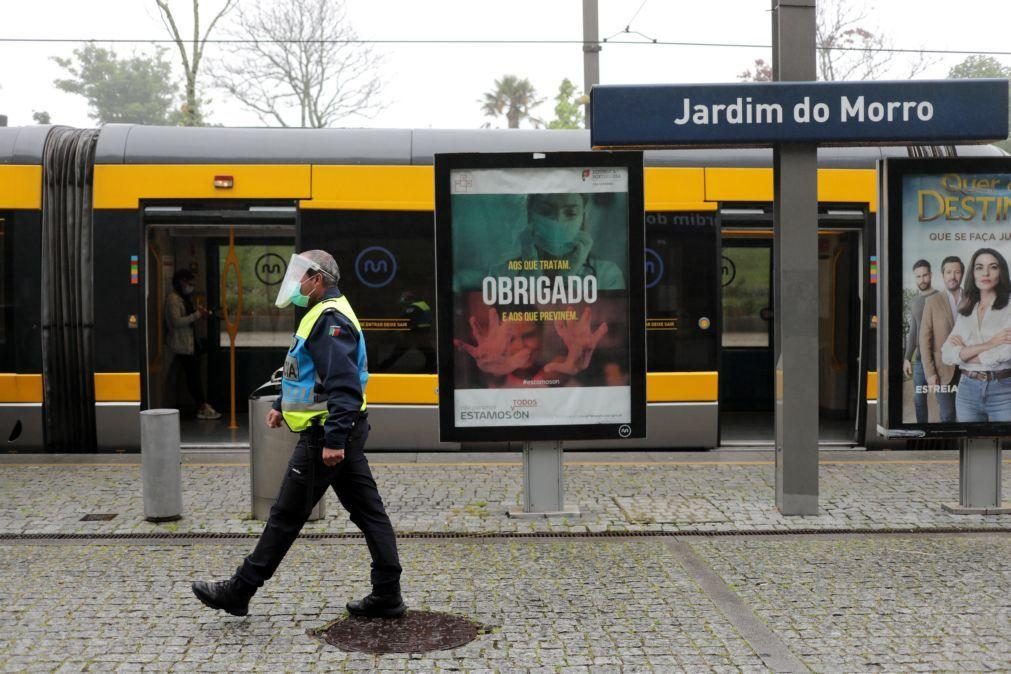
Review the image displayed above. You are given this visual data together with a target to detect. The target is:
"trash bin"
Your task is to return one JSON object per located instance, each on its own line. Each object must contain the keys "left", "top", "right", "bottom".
{"left": 249, "top": 376, "right": 325, "bottom": 521}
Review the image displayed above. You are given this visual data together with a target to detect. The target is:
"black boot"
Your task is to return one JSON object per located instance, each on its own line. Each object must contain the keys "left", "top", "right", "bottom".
{"left": 192, "top": 577, "right": 255, "bottom": 616}
{"left": 346, "top": 591, "right": 406, "bottom": 618}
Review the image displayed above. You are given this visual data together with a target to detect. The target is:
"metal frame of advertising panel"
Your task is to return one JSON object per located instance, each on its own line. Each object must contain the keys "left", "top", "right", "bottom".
{"left": 879, "top": 156, "right": 1011, "bottom": 438}
{"left": 435, "top": 151, "right": 646, "bottom": 443}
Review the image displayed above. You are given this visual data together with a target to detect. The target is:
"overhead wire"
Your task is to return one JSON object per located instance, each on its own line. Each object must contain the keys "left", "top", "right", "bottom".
{"left": 0, "top": 36, "right": 1009, "bottom": 57}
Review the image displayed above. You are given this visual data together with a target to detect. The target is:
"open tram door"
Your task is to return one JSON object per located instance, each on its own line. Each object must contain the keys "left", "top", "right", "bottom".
{"left": 718, "top": 208, "right": 867, "bottom": 446}
{"left": 143, "top": 202, "right": 297, "bottom": 447}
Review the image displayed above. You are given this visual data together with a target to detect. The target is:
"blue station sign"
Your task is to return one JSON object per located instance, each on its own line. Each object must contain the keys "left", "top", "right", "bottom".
{"left": 591, "top": 79, "right": 1009, "bottom": 148}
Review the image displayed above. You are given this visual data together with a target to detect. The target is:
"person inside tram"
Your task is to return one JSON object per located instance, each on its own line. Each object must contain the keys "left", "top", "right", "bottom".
{"left": 165, "top": 268, "right": 221, "bottom": 420}
{"left": 941, "top": 248, "right": 1011, "bottom": 423}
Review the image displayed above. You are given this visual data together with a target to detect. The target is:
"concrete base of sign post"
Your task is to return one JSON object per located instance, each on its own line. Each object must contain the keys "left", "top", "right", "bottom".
{"left": 506, "top": 505, "right": 582, "bottom": 519}
{"left": 941, "top": 502, "right": 1011, "bottom": 515}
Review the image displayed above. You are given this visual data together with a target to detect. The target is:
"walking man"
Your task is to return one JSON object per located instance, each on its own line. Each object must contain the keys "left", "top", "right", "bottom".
{"left": 192, "top": 250, "right": 405, "bottom": 618}
{"left": 904, "top": 259, "right": 937, "bottom": 423}
{"left": 920, "top": 255, "right": 964, "bottom": 422}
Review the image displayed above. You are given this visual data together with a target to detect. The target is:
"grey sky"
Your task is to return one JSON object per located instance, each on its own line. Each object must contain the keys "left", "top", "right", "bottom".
{"left": 0, "top": 0, "right": 1008, "bottom": 129}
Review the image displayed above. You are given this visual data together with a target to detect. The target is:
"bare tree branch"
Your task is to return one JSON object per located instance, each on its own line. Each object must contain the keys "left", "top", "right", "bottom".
{"left": 154, "top": 0, "right": 236, "bottom": 125}
{"left": 815, "top": 0, "right": 938, "bottom": 82}
{"left": 212, "top": 0, "right": 383, "bottom": 128}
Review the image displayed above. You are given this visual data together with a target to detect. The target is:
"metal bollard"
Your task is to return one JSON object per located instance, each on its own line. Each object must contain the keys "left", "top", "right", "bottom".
{"left": 140, "top": 409, "right": 183, "bottom": 522}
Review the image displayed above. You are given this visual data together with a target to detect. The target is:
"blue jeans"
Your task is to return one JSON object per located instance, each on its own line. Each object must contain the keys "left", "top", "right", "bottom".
{"left": 912, "top": 361, "right": 928, "bottom": 423}
{"left": 936, "top": 385, "right": 957, "bottom": 423}
{"left": 954, "top": 375, "right": 1011, "bottom": 423}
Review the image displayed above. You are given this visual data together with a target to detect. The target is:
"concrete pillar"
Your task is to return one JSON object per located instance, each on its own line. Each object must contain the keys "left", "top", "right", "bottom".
{"left": 772, "top": 0, "right": 819, "bottom": 515}
{"left": 582, "top": 0, "right": 600, "bottom": 129}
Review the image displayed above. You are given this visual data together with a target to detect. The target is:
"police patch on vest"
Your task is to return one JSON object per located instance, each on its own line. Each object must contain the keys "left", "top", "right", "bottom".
{"left": 329, "top": 325, "right": 341, "bottom": 337}
{"left": 283, "top": 355, "right": 299, "bottom": 380}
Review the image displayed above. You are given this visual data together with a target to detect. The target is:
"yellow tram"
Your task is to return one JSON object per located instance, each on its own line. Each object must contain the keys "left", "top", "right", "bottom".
{"left": 0, "top": 125, "right": 1003, "bottom": 451}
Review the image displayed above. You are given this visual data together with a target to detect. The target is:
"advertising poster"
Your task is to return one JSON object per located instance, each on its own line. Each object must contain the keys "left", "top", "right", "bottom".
{"left": 435, "top": 152, "right": 646, "bottom": 442}
{"left": 881, "top": 157, "right": 1011, "bottom": 437}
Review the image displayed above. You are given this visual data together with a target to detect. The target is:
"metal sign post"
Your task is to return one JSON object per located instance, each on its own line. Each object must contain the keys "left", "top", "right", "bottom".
{"left": 771, "top": 0, "right": 819, "bottom": 515}
{"left": 942, "top": 439, "right": 1010, "bottom": 514}
{"left": 508, "top": 440, "right": 579, "bottom": 519}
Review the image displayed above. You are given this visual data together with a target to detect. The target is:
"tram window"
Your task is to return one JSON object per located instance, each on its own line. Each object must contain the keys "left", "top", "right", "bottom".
{"left": 216, "top": 242, "right": 296, "bottom": 348}
{"left": 721, "top": 245, "right": 771, "bottom": 348}
{"left": 300, "top": 210, "right": 437, "bottom": 374}
{"left": 0, "top": 215, "right": 8, "bottom": 370}
{"left": 645, "top": 212, "right": 719, "bottom": 371}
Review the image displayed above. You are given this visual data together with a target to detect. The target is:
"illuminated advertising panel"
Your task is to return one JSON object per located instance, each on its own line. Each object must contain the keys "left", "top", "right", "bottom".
{"left": 435, "top": 152, "right": 646, "bottom": 442}
{"left": 880, "top": 157, "right": 1011, "bottom": 437}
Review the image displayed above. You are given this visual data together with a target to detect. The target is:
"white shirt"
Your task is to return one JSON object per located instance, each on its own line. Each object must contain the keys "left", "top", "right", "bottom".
{"left": 941, "top": 301, "right": 1011, "bottom": 371}
{"left": 946, "top": 289, "right": 962, "bottom": 324}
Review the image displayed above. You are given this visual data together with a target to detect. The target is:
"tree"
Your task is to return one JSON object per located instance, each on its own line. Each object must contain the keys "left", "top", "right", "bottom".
{"left": 154, "top": 0, "right": 237, "bottom": 126}
{"left": 53, "top": 44, "right": 178, "bottom": 124}
{"left": 480, "top": 75, "right": 543, "bottom": 129}
{"left": 738, "top": 0, "right": 931, "bottom": 82}
{"left": 214, "top": 0, "right": 382, "bottom": 128}
{"left": 738, "top": 59, "right": 772, "bottom": 82}
{"left": 32, "top": 111, "right": 51, "bottom": 124}
{"left": 815, "top": 0, "right": 931, "bottom": 81}
{"left": 948, "top": 55, "right": 1011, "bottom": 152}
{"left": 546, "top": 78, "right": 585, "bottom": 130}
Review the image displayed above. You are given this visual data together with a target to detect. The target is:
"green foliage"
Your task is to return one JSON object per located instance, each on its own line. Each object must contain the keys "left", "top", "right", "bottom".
{"left": 948, "top": 55, "right": 1011, "bottom": 152}
{"left": 948, "top": 55, "right": 1011, "bottom": 80}
{"left": 480, "top": 75, "right": 544, "bottom": 129}
{"left": 32, "top": 111, "right": 51, "bottom": 124}
{"left": 547, "top": 78, "right": 585, "bottom": 129}
{"left": 53, "top": 44, "right": 178, "bottom": 125}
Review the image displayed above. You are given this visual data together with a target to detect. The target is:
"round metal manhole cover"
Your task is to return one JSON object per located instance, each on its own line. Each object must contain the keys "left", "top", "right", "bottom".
{"left": 310, "top": 610, "right": 485, "bottom": 654}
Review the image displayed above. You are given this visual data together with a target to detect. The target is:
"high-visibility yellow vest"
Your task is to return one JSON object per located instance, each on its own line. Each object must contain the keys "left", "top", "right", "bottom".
{"left": 280, "top": 296, "right": 367, "bottom": 432}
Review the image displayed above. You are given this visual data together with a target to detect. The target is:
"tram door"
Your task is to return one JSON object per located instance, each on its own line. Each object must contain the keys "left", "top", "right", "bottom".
{"left": 719, "top": 229, "right": 861, "bottom": 444}
{"left": 144, "top": 207, "right": 296, "bottom": 446}
{"left": 719, "top": 237, "right": 774, "bottom": 423}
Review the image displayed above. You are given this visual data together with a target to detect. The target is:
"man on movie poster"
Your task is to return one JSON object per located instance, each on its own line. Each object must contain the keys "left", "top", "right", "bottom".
{"left": 901, "top": 171, "right": 1011, "bottom": 425}
{"left": 448, "top": 166, "right": 633, "bottom": 430}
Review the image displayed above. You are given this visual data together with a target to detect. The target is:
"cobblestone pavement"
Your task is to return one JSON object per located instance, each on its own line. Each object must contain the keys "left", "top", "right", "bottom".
{"left": 2, "top": 452, "right": 1010, "bottom": 671}
{"left": 0, "top": 451, "right": 1008, "bottom": 535}
{"left": 1, "top": 534, "right": 1008, "bottom": 672}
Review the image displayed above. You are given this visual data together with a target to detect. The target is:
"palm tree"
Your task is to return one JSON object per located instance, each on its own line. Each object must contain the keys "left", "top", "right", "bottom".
{"left": 480, "top": 75, "right": 543, "bottom": 129}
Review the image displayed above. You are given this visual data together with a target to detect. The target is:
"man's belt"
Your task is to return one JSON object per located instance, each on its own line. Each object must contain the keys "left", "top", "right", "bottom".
{"left": 961, "top": 369, "right": 1011, "bottom": 382}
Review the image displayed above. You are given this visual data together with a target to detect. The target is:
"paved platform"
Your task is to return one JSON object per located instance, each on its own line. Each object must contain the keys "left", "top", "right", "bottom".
{"left": 2, "top": 450, "right": 1009, "bottom": 672}
{"left": 1, "top": 450, "right": 1009, "bottom": 535}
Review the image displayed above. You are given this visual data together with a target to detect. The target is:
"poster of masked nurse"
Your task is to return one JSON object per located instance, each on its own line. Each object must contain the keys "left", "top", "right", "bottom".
{"left": 880, "top": 157, "right": 1011, "bottom": 436}
{"left": 434, "top": 152, "right": 646, "bottom": 442}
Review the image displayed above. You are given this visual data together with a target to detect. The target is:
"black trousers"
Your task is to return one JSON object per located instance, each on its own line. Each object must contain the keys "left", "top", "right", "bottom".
{"left": 173, "top": 353, "right": 206, "bottom": 408}
{"left": 236, "top": 417, "right": 402, "bottom": 595}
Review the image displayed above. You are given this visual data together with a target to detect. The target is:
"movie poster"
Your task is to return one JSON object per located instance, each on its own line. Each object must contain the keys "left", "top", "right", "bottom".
{"left": 885, "top": 158, "right": 1011, "bottom": 434}
{"left": 435, "top": 154, "right": 646, "bottom": 442}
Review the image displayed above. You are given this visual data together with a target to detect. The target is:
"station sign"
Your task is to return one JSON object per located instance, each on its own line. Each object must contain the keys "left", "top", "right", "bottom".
{"left": 591, "top": 80, "right": 1009, "bottom": 148}
{"left": 434, "top": 151, "right": 646, "bottom": 442}
{"left": 878, "top": 156, "right": 1011, "bottom": 438}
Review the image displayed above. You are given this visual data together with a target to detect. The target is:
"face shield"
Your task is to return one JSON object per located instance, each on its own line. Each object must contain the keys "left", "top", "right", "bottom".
{"left": 274, "top": 254, "right": 330, "bottom": 308}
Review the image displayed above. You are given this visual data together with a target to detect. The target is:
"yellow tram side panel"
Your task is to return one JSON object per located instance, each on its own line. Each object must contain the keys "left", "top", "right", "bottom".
{"left": 366, "top": 372, "right": 717, "bottom": 405}
{"left": 0, "top": 165, "right": 43, "bottom": 209}
{"left": 301, "top": 165, "right": 712, "bottom": 212}
{"left": 0, "top": 373, "right": 141, "bottom": 402}
{"left": 93, "top": 165, "right": 312, "bottom": 208}
{"left": 706, "top": 167, "right": 877, "bottom": 211}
